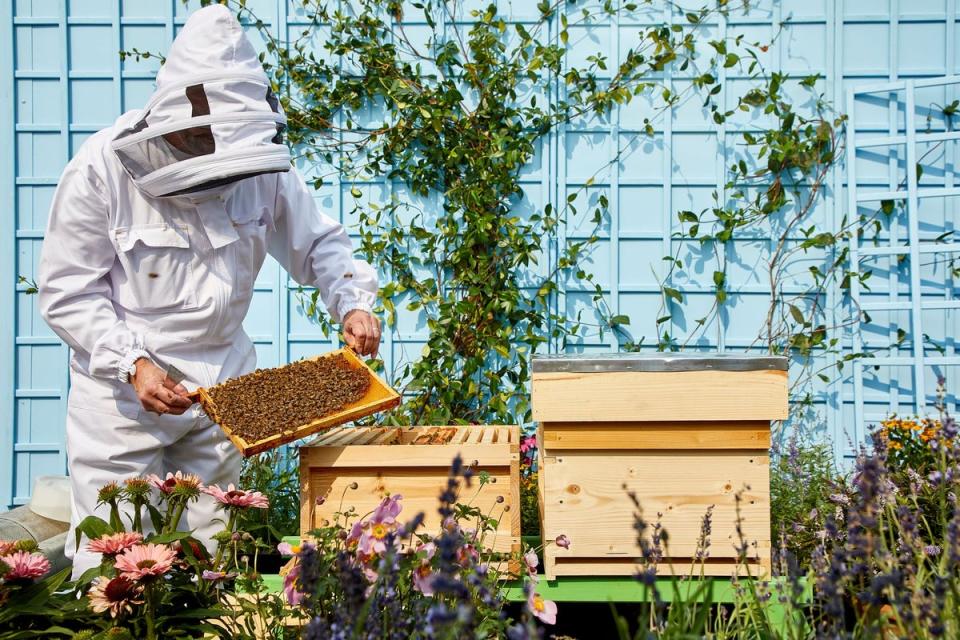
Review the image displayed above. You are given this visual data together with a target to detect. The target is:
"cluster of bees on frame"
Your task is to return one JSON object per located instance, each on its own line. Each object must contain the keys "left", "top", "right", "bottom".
{"left": 203, "top": 354, "right": 371, "bottom": 442}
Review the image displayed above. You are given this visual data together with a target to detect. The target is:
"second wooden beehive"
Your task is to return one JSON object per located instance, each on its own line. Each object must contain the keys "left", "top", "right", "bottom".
{"left": 533, "top": 353, "right": 787, "bottom": 580}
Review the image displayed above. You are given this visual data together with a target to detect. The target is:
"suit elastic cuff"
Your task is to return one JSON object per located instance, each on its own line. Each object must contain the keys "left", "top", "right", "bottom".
{"left": 117, "top": 349, "right": 151, "bottom": 383}
{"left": 336, "top": 300, "right": 373, "bottom": 323}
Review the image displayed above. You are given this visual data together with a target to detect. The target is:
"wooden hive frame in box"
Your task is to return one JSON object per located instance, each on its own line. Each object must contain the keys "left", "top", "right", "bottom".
{"left": 300, "top": 425, "right": 520, "bottom": 558}
{"left": 533, "top": 353, "right": 788, "bottom": 580}
{"left": 190, "top": 347, "right": 401, "bottom": 457}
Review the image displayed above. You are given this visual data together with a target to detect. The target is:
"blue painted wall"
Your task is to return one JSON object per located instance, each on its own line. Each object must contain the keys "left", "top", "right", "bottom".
{"left": 3, "top": 0, "right": 959, "bottom": 507}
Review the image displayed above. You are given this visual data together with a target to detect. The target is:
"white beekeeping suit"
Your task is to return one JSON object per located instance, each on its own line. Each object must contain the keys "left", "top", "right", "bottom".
{"left": 38, "top": 5, "right": 378, "bottom": 577}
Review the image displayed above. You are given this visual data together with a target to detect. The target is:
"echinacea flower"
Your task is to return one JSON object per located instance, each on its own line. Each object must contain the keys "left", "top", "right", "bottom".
{"left": 0, "top": 551, "right": 51, "bottom": 582}
{"left": 97, "top": 482, "right": 123, "bottom": 505}
{"left": 122, "top": 477, "right": 152, "bottom": 500}
{"left": 0, "top": 540, "right": 17, "bottom": 556}
{"left": 202, "top": 483, "right": 269, "bottom": 509}
{"left": 87, "top": 532, "right": 143, "bottom": 557}
{"left": 528, "top": 591, "right": 557, "bottom": 625}
{"left": 87, "top": 576, "right": 143, "bottom": 617}
{"left": 147, "top": 471, "right": 203, "bottom": 496}
{"left": 114, "top": 544, "right": 175, "bottom": 581}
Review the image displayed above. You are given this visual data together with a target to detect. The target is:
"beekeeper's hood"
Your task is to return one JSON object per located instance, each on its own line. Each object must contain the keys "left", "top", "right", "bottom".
{"left": 110, "top": 4, "right": 289, "bottom": 198}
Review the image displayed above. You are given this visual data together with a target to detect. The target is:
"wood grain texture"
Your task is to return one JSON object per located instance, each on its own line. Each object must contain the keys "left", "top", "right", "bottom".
{"left": 544, "top": 556, "right": 770, "bottom": 578}
{"left": 539, "top": 450, "right": 771, "bottom": 578}
{"left": 541, "top": 421, "right": 770, "bottom": 450}
{"left": 300, "top": 425, "right": 520, "bottom": 556}
{"left": 532, "top": 369, "right": 788, "bottom": 422}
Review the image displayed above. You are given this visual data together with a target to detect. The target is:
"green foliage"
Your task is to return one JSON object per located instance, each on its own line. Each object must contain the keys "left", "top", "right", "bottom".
{"left": 770, "top": 436, "right": 842, "bottom": 571}
{"left": 245, "top": 0, "right": 776, "bottom": 425}
{"left": 237, "top": 449, "right": 302, "bottom": 545}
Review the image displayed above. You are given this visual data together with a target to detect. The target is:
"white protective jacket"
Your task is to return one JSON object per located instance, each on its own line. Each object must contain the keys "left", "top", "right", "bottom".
{"left": 39, "top": 4, "right": 378, "bottom": 393}
{"left": 37, "top": 5, "right": 377, "bottom": 575}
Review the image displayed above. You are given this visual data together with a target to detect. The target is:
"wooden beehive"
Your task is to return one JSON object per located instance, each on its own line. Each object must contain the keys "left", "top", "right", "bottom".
{"left": 190, "top": 348, "right": 400, "bottom": 457}
{"left": 300, "top": 425, "right": 520, "bottom": 556}
{"left": 532, "top": 353, "right": 787, "bottom": 580}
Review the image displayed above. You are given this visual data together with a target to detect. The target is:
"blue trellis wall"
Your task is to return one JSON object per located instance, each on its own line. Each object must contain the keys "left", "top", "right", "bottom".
{"left": 3, "top": 0, "right": 959, "bottom": 508}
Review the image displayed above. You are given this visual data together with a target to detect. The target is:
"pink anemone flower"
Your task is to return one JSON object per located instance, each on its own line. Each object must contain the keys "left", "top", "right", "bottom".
{"left": 370, "top": 494, "right": 403, "bottom": 525}
{"left": 114, "top": 543, "right": 176, "bottom": 581}
{"left": 523, "top": 549, "right": 539, "bottom": 575}
{"left": 87, "top": 532, "right": 143, "bottom": 557}
{"left": 0, "top": 550, "right": 50, "bottom": 582}
{"left": 202, "top": 484, "right": 269, "bottom": 509}
{"left": 528, "top": 591, "right": 558, "bottom": 625}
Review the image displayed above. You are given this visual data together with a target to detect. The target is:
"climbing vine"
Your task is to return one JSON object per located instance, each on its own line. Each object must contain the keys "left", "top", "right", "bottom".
{"left": 208, "top": 0, "right": 872, "bottom": 424}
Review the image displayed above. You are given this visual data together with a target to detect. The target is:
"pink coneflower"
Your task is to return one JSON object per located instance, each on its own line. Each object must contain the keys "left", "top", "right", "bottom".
{"left": 147, "top": 471, "right": 202, "bottom": 495}
{"left": 520, "top": 435, "right": 537, "bottom": 454}
{"left": 0, "top": 540, "right": 17, "bottom": 556}
{"left": 0, "top": 551, "right": 51, "bottom": 582}
{"left": 528, "top": 591, "right": 558, "bottom": 625}
{"left": 202, "top": 484, "right": 269, "bottom": 509}
{"left": 114, "top": 544, "right": 176, "bottom": 581}
{"left": 87, "top": 532, "right": 143, "bottom": 557}
{"left": 88, "top": 576, "right": 143, "bottom": 617}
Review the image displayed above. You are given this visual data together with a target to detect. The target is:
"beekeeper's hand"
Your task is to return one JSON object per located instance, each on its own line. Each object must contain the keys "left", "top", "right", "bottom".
{"left": 130, "top": 358, "right": 193, "bottom": 415}
{"left": 343, "top": 310, "right": 382, "bottom": 357}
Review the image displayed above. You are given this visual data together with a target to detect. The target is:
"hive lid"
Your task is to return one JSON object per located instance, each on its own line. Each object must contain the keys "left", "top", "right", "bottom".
{"left": 531, "top": 352, "right": 788, "bottom": 373}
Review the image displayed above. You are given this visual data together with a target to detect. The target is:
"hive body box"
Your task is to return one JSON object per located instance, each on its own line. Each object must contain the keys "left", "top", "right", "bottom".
{"left": 300, "top": 425, "right": 520, "bottom": 556}
{"left": 532, "top": 353, "right": 788, "bottom": 580}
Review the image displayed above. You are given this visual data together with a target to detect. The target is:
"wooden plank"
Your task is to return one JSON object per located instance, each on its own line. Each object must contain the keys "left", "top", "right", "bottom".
{"left": 453, "top": 428, "right": 471, "bottom": 444}
{"left": 305, "top": 469, "right": 517, "bottom": 553}
{"left": 541, "top": 451, "right": 770, "bottom": 559}
{"left": 311, "top": 427, "right": 347, "bottom": 445}
{"left": 468, "top": 427, "right": 484, "bottom": 444}
{"left": 480, "top": 427, "right": 495, "bottom": 444}
{"left": 371, "top": 429, "right": 400, "bottom": 445}
{"left": 341, "top": 428, "right": 373, "bottom": 446}
{"left": 541, "top": 421, "right": 770, "bottom": 450}
{"left": 302, "top": 443, "right": 513, "bottom": 468}
{"left": 545, "top": 556, "right": 769, "bottom": 578}
{"left": 496, "top": 427, "right": 509, "bottom": 444}
{"left": 353, "top": 428, "right": 386, "bottom": 445}
{"left": 324, "top": 428, "right": 363, "bottom": 446}
{"left": 532, "top": 369, "right": 787, "bottom": 422}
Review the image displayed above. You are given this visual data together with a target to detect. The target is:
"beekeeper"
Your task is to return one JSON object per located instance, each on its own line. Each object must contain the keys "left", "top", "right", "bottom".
{"left": 37, "top": 4, "right": 381, "bottom": 576}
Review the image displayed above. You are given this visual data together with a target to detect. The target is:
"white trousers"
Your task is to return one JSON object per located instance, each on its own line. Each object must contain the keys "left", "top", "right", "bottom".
{"left": 65, "top": 369, "right": 241, "bottom": 578}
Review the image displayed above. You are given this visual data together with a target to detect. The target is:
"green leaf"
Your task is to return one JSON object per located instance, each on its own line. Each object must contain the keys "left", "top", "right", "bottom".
{"left": 350, "top": 186, "right": 362, "bottom": 198}
{"left": 663, "top": 287, "right": 683, "bottom": 303}
{"left": 74, "top": 515, "right": 111, "bottom": 551}
{"left": 609, "top": 314, "right": 630, "bottom": 326}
